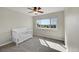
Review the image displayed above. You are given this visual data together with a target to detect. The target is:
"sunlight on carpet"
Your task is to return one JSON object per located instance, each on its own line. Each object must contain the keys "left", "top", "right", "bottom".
{"left": 39, "top": 38, "right": 65, "bottom": 52}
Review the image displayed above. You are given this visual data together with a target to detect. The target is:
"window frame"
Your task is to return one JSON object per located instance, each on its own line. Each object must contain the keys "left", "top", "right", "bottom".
{"left": 36, "top": 17, "right": 58, "bottom": 29}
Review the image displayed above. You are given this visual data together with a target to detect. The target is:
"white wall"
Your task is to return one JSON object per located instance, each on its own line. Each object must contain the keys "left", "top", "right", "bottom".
{"left": 65, "top": 7, "right": 79, "bottom": 52}
{"left": 0, "top": 8, "right": 33, "bottom": 46}
{"left": 33, "top": 11, "right": 64, "bottom": 41}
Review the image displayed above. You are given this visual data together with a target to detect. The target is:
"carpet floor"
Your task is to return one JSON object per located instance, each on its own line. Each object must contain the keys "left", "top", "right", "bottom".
{"left": 0, "top": 36, "right": 65, "bottom": 52}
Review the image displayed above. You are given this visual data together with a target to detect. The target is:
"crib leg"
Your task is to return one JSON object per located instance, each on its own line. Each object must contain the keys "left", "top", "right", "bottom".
{"left": 16, "top": 43, "right": 19, "bottom": 46}
{"left": 16, "top": 39, "right": 19, "bottom": 46}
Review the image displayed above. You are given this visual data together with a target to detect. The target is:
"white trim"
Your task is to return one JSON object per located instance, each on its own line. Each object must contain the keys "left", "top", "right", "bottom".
{"left": 0, "top": 41, "right": 12, "bottom": 47}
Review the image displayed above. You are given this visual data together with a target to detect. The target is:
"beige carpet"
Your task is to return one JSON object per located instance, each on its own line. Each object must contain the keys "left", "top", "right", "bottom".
{"left": 0, "top": 36, "right": 65, "bottom": 52}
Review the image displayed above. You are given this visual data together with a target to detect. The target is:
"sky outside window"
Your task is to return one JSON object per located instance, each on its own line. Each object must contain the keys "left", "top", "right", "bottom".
{"left": 37, "top": 19, "right": 50, "bottom": 25}
{"left": 51, "top": 17, "right": 57, "bottom": 25}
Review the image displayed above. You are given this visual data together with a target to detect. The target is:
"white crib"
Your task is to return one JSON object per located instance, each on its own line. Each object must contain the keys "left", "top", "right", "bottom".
{"left": 11, "top": 27, "right": 33, "bottom": 46}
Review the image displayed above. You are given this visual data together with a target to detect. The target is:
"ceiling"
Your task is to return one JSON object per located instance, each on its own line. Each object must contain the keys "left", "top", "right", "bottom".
{"left": 6, "top": 7, "right": 64, "bottom": 16}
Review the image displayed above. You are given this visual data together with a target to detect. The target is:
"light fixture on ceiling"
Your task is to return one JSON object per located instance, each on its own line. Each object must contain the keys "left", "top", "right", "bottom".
{"left": 27, "top": 7, "right": 44, "bottom": 15}
{"left": 33, "top": 11, "right": 38, "bottom": 15}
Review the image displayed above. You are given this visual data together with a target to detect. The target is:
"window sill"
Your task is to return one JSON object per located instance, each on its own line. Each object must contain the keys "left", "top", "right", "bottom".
{"left": 36, "top": 27, "right": 57, "bottom": 30}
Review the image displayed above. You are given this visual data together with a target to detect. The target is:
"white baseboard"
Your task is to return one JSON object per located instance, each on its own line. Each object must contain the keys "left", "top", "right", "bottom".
{"left": 0, "top": 41, "right": 12, "bottom": 47}
{"left": 34, "top": 34, "right": 64, "bottom": 41}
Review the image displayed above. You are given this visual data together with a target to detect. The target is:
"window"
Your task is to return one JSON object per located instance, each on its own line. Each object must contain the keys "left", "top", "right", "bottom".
{"left": 36, "top": 17, "right": 57, "bottom": 29}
